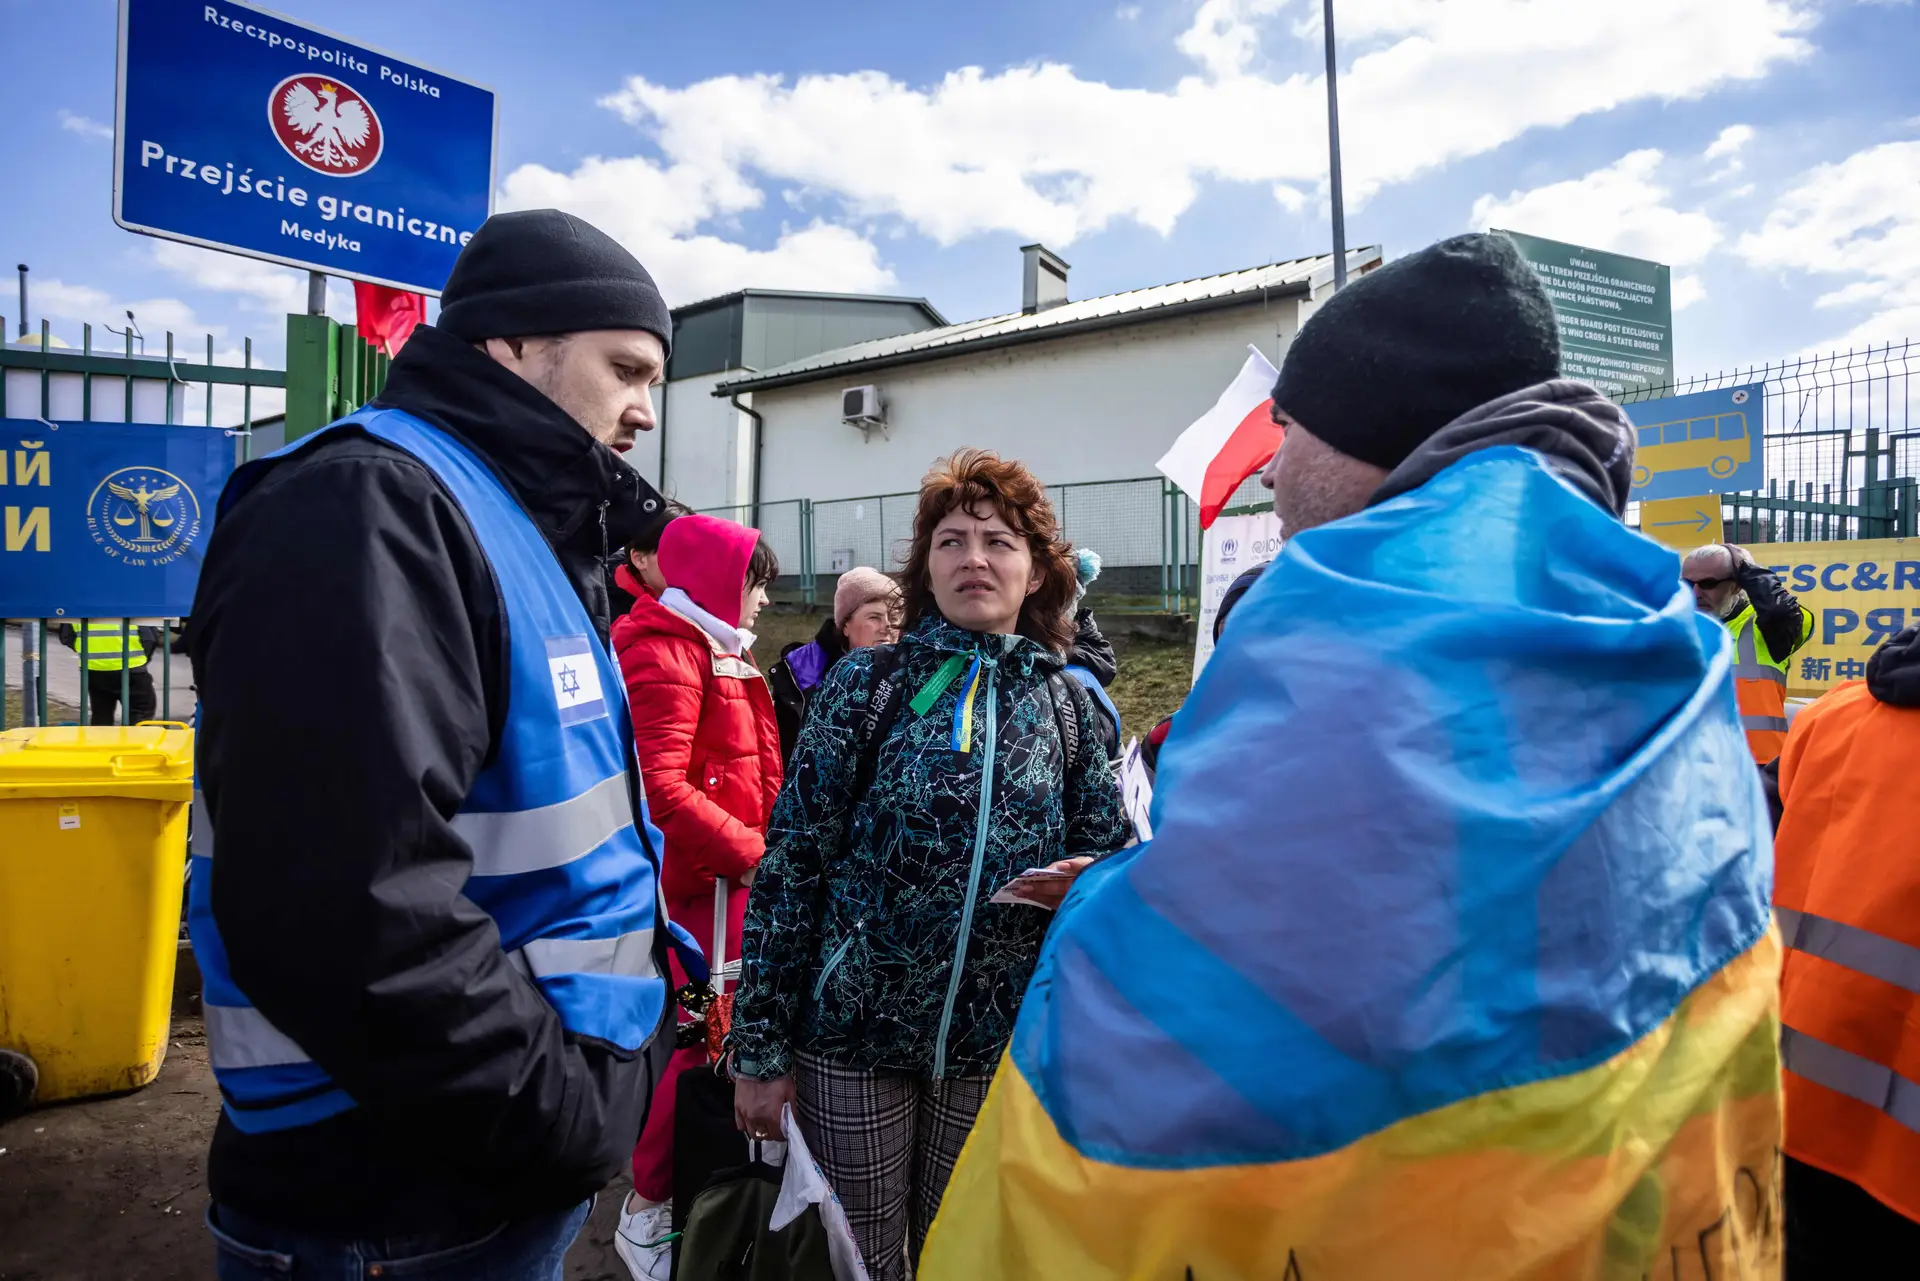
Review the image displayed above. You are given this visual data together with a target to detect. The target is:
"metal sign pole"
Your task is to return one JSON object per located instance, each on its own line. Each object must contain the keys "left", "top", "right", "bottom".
{"left": 1323, "top": 0, "right": 1348, "bottom": 291}
{"left": 307, "top": 271, "right": 328, "bottom": 318}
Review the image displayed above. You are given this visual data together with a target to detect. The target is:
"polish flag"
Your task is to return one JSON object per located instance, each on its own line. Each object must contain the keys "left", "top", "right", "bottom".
{"left": 1156, "top": 345, "right": 1283, "bottom": 529}
{"left": 352, "top": 282, "right": 427, "bottom": 356}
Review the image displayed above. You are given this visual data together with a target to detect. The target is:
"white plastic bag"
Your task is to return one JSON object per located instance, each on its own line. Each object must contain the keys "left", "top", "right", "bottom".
{"left": 769, "top": 1102, "right": 870, "bottom": 1281}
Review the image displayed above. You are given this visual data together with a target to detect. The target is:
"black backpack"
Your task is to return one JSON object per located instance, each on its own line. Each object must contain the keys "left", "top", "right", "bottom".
{"left": 848, "top": 644, "right": 1085, "bottom": 805}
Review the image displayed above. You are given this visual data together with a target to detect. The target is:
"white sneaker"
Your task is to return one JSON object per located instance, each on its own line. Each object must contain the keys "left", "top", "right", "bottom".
{"left": 614, "top": 1193, "right": 674, "bottom": 1281}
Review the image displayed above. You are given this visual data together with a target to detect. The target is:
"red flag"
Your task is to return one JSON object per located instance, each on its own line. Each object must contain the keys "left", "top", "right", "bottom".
{"left": 352, "top": 282, "right": 427, "bottom": 356}
{"left": 1156, "top": 345, "right": 1284, "bottom": 529}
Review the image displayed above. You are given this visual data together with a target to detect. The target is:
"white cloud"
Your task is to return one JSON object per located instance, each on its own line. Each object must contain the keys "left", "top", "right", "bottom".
{"left": 1116, "top": 4, "right": 1142, "bottom": 20}
{"left": 147, "top": 241, "right": 355, "bottom": 320}
{"left": 23, "top": 276, "right": 285, "bottom": 426}
{"left": 1704, "top": 123, "right": 1755, "bottom": 162}
{"left": 58, "top": 109, "right": 113, "bottom": 141}
{"left": 1178, "top": 0, "right": 1293, "bottom": 79}
{"left": 1737, "top": 138, "right": 1920, "bottom": 348}
{"left": 497, "top": 154, "right": 895, "bottom": 304}
{"left": 544, "top": 0, "right": 1810, "bottom": 268}
{"left": 1469, "top": 149, "right": 1724, "bottom": 269}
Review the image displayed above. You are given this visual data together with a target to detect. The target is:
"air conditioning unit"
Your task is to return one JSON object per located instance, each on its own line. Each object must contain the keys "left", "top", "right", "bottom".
{"left": 841, "top": 385, "right": 885, "bottom": 437}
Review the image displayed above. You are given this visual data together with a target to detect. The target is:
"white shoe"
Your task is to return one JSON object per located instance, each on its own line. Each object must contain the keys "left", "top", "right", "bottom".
{"left": 614, "top": 1193, "right": 674, "bottom": 1281}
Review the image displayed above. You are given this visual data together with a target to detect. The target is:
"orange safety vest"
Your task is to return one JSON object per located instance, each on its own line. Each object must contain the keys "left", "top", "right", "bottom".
{"left": 1774, "top": 678, "right": 1920, "bottom": 1226}
{"left": 1728, "top": 604, "right": 1789, "bottom": 763}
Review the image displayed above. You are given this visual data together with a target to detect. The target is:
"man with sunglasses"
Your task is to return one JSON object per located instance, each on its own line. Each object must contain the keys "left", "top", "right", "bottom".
{"left": 1682, "top": 541, "right": 1813, "bottom": 763}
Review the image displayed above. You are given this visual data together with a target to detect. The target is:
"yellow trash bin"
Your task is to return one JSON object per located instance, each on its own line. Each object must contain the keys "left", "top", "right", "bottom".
{"left": 0, "top": 724, "right": 194, "bottom": 1107}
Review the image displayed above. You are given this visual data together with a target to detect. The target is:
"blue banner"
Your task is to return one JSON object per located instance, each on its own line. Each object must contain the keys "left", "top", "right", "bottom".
{"left": 1623, "top": 384, "right": 1767, "bottom": 502}
{"left": 0, "top": 420, "right": 237, "bottom": 618}
{"left": 114, "top": 0, "right": 497, "bottom": 294}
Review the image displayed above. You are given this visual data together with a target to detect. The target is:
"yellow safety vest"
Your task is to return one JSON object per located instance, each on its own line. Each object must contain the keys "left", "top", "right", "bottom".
{"left": 1725, "top": 602, "right": 1807, "bottom": 764}
{"left": 78, "top": 620, "right": 148, "bottom": 673}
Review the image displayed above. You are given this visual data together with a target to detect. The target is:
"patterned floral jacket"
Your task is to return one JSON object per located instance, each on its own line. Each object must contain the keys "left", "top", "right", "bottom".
{"left": 729, "top": 613, "right": 1129, "bottom": 1080}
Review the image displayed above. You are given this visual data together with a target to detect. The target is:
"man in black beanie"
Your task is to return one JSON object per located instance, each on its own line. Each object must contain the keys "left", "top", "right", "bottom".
{"left": 187, "top": 210, "right": 688, "bottom": 1278}
{"left": 1259, "top": 231, "right": 1633, "bottom": 534}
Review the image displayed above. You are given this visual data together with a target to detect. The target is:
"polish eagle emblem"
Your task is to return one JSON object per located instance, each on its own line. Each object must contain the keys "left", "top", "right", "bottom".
{"left": 269, "top": 75, "right": 383, "bottom": 176}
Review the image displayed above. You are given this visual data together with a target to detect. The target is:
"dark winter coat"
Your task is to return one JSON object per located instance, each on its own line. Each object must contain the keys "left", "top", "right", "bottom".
{"left": 729, "top": 614, "right": 1129, "bottom": 1082}
{"left": 767, "top": 616, "right": 847, "bottom": 768}
{"left": 187, "top": 324, "right": 670, "bottom": 1237}
{"left": 1066, "top": 608, "right": 1122, "bottom": 763}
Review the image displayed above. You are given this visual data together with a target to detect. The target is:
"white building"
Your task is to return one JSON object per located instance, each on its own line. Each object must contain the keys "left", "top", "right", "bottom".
{"left": 632, "top": 289, "right": 947, "bottom": 513}
{"left": 709, "top": 244, "right": 1381, "bottom": 589}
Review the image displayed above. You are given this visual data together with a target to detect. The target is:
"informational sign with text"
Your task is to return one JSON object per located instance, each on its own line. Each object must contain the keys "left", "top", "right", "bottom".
{"left": 114, "top": 0, "right": 496, "bottom": 293}
{"left": 1193, "top": 509, "right": 1283, "bottom": 682}
{"left": 1501, "top": 230, "right": 1673, "bottom": 396}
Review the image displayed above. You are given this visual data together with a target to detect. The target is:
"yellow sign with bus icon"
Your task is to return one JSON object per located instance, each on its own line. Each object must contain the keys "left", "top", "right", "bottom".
{"left": 1624, "top": 385, "right": 1765, "bottom": 501}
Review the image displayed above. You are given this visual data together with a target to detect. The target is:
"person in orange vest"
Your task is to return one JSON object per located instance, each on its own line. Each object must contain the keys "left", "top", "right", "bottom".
{"left": 1773, "top": 623, "right": 1920, "bottom": 1272}
{"left": 1682, "top": 541, "right": 1811, "bottom": 762}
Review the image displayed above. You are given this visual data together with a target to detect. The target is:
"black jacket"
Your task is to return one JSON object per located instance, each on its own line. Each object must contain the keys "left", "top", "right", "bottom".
{"left": 767, "top": 616, "right": 847, "bottom": 767}
{"left": 1735, "top": 560, "right": 1813, "bottom": 665}
{"left": 189, "top": 325, "right": 669, "bottom": 1236}
{"left": 1066, "top": 609, "right": 1121, "bottom": 763}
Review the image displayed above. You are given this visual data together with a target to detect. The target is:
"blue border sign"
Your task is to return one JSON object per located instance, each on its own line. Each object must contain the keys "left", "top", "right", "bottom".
{"left": 1624, "top": 384, "right": 1766, "bottom": 503}
{"left": 0, "top": 420, "right": 238, "bottom": 619}
{"left": 114, "top": 0, "right": 497, "bottom": 295}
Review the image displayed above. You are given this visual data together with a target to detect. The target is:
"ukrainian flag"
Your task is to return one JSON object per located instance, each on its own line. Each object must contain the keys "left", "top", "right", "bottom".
{"left": 924, "top": 447, "right": 1783, "bottom": 1280}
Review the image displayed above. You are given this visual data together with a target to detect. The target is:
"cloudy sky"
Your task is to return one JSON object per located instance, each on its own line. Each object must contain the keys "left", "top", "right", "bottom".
{"left": 7, "top": 0, "right": 1918, "bottom": 422}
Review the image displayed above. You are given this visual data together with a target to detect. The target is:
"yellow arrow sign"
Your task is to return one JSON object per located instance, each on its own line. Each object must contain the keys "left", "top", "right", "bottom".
{"left": 1639, "top": 495, "right": 1724, "bottom": 550}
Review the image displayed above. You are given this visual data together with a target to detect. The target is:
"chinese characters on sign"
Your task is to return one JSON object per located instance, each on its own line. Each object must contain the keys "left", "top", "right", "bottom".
{"left": 1757, "top": 539, "right": 1920, "bottom": 699}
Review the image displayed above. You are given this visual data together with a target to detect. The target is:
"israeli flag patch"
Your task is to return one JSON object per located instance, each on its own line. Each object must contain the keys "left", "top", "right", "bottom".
{"left": 547, "top": 635, "right": 608, "bottom": 726}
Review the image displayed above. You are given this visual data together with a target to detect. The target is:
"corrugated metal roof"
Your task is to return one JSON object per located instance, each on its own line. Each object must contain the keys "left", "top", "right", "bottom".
{"left": 712, "top": 247, "right": 1382, "bottom": 395}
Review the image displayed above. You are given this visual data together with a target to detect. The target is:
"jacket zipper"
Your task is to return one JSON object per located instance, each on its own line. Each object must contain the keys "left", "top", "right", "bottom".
{"left": 933, "top": 651, "right": 997, "bottom": 1079}
{"left": 812, "top": 919, "right": 864, "bottom": 1003}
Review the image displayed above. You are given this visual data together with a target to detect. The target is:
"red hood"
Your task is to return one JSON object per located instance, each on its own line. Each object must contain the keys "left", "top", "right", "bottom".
{"left": 658, "top": 514, "right": 759, "bottom": 628}
{"left": 614, "top": 561, "right": 655, "bottom": 602}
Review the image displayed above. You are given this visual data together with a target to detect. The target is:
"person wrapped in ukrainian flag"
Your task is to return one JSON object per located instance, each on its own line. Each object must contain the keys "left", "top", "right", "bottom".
{"left": 923, "top": 234, "right": 1783, "bottom": 1281}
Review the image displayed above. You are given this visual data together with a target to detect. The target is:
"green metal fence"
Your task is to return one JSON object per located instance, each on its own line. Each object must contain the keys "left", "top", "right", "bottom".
{"left": 1620, "top": 341, "right": 1917, "bottom": 542}
{"left": 0, "top": 311, "right": 388, "bottom": 730}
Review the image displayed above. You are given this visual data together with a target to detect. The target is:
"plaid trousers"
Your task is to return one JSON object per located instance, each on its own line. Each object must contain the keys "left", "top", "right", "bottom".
{"left": 794, "top": 1052, "right": 993, "bottom": 1281}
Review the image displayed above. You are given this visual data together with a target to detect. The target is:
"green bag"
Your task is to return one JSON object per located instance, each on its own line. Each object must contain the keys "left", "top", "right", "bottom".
{"left": 671, "top": 1156, "right": 838, "bottom": 1281}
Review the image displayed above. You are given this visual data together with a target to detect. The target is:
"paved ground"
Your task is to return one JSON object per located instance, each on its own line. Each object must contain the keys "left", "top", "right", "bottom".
{"left": 0, "top": 1015, "right": 633, "bottom": 1281}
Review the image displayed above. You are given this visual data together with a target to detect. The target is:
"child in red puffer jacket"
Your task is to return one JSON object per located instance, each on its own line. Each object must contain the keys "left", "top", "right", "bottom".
{"left": 610, "top": 513, "right": 783, "bottom": 1281}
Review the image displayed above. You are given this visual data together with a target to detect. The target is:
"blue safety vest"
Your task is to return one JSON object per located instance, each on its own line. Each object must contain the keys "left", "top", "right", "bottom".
{"left": 188, "top": 406, "right": 693, "bottom": 1134}
{"left": 1063, "top": 663, "right": 1122, "bottom": 744}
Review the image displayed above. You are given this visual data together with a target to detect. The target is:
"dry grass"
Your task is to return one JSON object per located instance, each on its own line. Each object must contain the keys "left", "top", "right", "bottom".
{"left": 4, "top": 691, "right": 82, "bottom": 728}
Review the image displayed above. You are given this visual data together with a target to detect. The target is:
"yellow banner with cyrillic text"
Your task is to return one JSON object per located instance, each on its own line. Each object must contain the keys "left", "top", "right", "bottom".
{"left": 1748, "top": 538, "right": 1920, "bottom": 699}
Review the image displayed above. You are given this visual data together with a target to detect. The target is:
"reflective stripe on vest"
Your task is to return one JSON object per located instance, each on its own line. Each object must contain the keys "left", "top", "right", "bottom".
{"left": 1781, "top": 1027, "right": 1920, "bottom": 1136}
{"left": 1774, "top": 679, "right": 1920, "bottom": 1220}
{"left": 1778, "top": 906, "right": 1920, "bottom": 995}
{"left": 189, "top": 407, "right": 676, "bottom": 1134}
{"left": 79, "top": 621, "right": 147, "bottom": 671}
{"left": 1730, "top": 609, "right": 1787, "bottom": 763}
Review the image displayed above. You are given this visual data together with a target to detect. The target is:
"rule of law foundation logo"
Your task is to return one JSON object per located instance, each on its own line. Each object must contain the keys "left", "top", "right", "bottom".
{"left": 87, "top": 467, "right": 204, "bottom": 567}
{"left": 270, "top": 74, "right": 383, "bottom": 176}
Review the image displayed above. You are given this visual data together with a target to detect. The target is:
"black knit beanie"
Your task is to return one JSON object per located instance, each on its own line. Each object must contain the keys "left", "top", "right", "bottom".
{"left": 436, "top": 209, "right": 672, "bottom": 357}
{"left": 1271, "top": 233, "right": 1560, "bottom": 470}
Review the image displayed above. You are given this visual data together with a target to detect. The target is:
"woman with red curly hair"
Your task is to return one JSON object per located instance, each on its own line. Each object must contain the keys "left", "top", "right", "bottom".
{"left": 729, "top": 449, "right": 1128, "bottom": 1279}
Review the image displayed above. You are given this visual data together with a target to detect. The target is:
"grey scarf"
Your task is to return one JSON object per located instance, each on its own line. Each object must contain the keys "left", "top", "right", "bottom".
{"left": 1369, "top": 378, "right": 1636, "bottom": 517}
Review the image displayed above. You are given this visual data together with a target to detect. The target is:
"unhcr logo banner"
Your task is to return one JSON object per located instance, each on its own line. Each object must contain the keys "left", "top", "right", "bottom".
{"left": 0, "top": 419, "right": 237, "bottom": 618}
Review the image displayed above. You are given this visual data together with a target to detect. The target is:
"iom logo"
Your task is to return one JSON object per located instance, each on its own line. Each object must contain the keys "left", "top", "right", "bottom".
{"left": 87, "top": 467, "right": 203, "bottom": 567}
{"left": 270, "top": 75, "right": 383, "bottom": 176}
